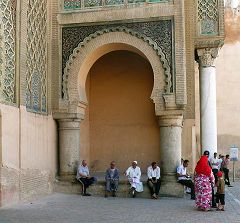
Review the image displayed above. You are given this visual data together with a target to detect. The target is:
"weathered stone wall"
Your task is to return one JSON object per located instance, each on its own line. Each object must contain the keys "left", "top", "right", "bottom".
{"left": 0, "top": 167, "right": 54, "bottom": 206}
{"left": 0, "top": 103, "right": 57, "bottom": 206}
{"left": 0, "top": 0, "right": 58, "bottom": 207}
{"left": 0, "top": 167, "right": 19, "bottom": 206}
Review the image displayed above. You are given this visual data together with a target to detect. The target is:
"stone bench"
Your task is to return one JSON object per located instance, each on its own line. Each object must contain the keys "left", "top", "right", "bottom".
{"left": 54, "top": 174, "right": 185, "bottom": 198}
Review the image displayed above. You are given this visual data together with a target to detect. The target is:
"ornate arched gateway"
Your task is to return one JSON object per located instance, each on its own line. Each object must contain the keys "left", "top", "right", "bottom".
{"left": 0, "top": 0, "right": 228, "bottom": 207}
{"left": 53, "top": 0, "right": 225, "bottom": 196}
{"left": 54, "top": 23, "right": 186, "bottom": 196}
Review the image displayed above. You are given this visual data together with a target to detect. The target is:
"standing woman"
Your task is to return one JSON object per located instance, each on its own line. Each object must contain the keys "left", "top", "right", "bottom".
{"left": 194, "top": 155, "right": 215, "bottom": 211}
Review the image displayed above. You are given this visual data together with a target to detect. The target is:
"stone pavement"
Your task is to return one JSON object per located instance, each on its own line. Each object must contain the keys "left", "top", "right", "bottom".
{"left": 0, "top": 181, "right": 240, "bottom": 223}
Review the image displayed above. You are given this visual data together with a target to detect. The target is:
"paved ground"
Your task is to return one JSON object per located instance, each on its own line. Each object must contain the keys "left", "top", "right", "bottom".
{"left": 0, "top": 181, "right": 240, "bottom": 223}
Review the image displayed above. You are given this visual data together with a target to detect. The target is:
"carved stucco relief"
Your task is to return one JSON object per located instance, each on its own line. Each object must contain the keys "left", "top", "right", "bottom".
{"left": 197, "top": 48, "right": 219, "bottom": 67}
{"left": 62, "top": 20, "right": 174, "bottom": 102}
{"left": 26, "top": 0, "right": 47, "bottom": 113}
{"left": 63, "top": 0, "right": 169, "bottom": 10}
{"left": 0, "top": 0, "right": 16, "bottom": 104}
{"left": 198, "top": 0, "right": 219, "bottom": 36}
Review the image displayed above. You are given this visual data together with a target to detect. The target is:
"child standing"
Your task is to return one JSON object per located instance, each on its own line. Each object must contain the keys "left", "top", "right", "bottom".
{"left": 216, "top": 171, "right": 225, "bottom": 211}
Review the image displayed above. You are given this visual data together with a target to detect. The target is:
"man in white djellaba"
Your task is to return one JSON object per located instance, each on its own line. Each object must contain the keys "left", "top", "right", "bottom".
{"left": 125, "top": 161, "right": 143, "bottom": 197}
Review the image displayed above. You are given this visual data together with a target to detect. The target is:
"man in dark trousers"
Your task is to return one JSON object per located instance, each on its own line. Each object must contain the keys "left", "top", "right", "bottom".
{"left": 105, "top": 161, "right": 119, "bottom": 197}
{"left": 76, "top": 160, "right": 97, "bottom": 196}
{"left": 147, "top": 162, "right": 161, "bottom": 199}
{"left": 222, "top": 154, "right": 233, "bottom": 187}
{"left": 177, "top": 160, "right": 195, "bottom": 200}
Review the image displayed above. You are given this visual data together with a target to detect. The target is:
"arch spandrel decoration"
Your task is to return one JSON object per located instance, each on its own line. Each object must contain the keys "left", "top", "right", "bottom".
{"left": 61, "top": 20, "right": 178, "bottom": 116}
{"left": 0, "top": 0, "right": 16, "bottom": 104}
{"left": 62, "top": 31, "right": 168, "bottom": 115}
{"left": 62, "top": 20, "right": 174, "bottom": 95}
{"left": 62, "top": 27, "right": 172, "bottom": 102}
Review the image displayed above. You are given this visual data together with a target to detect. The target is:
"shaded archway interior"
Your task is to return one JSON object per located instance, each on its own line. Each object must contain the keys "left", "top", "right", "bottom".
{"left": 80, "top": 50, "right": 160, "bottom": 173}
{"left": 77, "top": 43, "right": 148, "bottom": 104}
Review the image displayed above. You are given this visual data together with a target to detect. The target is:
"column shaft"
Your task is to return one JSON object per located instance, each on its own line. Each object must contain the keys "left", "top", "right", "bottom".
{"left": 197, "top": 48, "right": 219, "bottom": 156}
{"left": 200, "top": 66, "right": 217, "bottom": 155}
{"left": 159, "top": 115, "right": 182, "bottom": 178}
{"left": 58, "top": 119, "right": 81, "bottom": 176}
{"left": 158, "top": 115, "right": 184, "bottom": 197}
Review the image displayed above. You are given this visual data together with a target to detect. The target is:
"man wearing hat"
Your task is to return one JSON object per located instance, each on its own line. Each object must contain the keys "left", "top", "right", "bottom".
{"left": 125, "top": 161, "right": 143, "bottom": 197}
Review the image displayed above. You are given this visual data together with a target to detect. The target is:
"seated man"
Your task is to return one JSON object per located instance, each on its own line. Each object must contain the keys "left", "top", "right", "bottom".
{"left": 125, "top": 161, "right": 143, "bottom": 197}
{"left": 147, "top": 161, "right": 161, "bottom": 199}
{"left": 105, "top": 161, "right": 119, "bottom": 197}
{"left": 176, "top": 159, "right": 195, "bottom": 200}
{"left": 76, "top": 160, "right": 97, "bottom": 196}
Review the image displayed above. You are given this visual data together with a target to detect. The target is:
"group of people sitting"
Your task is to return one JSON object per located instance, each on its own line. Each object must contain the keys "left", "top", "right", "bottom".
{"left": 76, "top": 151, "right": 232, "bottom": 211}
{"left": 76, "top": 160, "right": 161, "bottom": 199}
{"left": 177, "top": 150, "right": 232, "bottom": 211}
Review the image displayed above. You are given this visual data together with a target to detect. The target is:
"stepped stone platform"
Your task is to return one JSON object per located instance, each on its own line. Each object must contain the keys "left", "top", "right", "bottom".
{"left": 54, "top": 173, "right": 184, "bottom": 198}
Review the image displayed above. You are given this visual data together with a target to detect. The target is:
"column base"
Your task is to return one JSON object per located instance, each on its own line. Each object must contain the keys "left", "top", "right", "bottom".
{"left": 159, "top": 175, "right": 185, "bottom": 197}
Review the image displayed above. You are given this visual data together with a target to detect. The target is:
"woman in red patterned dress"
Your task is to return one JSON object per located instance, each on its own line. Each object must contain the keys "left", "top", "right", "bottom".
{"left": 194, "top": 155, "right": 215, "bottom": 211}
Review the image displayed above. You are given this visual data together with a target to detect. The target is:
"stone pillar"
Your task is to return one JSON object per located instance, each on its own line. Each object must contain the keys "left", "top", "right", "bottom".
{"left": 58, "top": 119, "right": 81, "bottom": 177}
{"left": 197, "top": 48, "right": 219, "bottom": 157}
{"left": 158, "top": 114, "right": 184, "bottom": 197}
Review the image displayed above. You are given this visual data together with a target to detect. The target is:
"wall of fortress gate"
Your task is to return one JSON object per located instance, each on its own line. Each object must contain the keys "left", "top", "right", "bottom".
{"left": 1, "top": 0, "right": 240, "bottom": 207}
{"left": 193, "top": 0, "right": 240, "bottom": 177}
{"left": 0, "top": 0, "right": 57, "bottom": 206}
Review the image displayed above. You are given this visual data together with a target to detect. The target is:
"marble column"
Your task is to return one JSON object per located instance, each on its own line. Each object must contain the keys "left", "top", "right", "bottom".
{"left": 58, "top": 119, "right": 81, "bottom": 177}
{"left": 197, "top": 48, "right": 219, "bottom": 157}
{"left": 158, "top": 114, "right": 184, "bottom": 197}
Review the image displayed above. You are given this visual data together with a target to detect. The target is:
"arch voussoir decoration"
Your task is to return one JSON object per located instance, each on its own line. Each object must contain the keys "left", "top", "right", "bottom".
{"left": 62, "top": 27, "right": 172, "bottom": 103}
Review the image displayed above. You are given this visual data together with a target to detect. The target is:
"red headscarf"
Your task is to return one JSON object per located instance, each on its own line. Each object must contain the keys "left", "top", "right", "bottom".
{"left": 195, "top": 155, "right": 212, "bottom": 176}
{"left": 217, "top": 171, "right": 223, "bottom": 177}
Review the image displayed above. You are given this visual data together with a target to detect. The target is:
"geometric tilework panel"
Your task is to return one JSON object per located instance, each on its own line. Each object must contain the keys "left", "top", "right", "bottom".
{"left": 62, "top": 20, "right": 173, "bottom": 95}
{"left": 198, "top": 0, "right": 219, "bottom": 35}
{"left": 26, "top": 0, "right": 47, "bottom": 113}
{"left": 0, "top": 0, "right": 16, "bottom": 104}
{"left": 63, "top": 0, "right": 169, "bottom": 10}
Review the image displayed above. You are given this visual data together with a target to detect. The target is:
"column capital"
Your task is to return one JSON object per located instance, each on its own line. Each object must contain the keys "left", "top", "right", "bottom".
{"left": 158, "top": 115, "right": 183, "bottom": 127}
{"left": 58, "top": 119, "right": 81, "bottom": 130}
{"left": 53, "top": 112, "right": 84, "bottom": 121}
{"left": 196, "top": 48, "right": 220, "bottom": 67}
